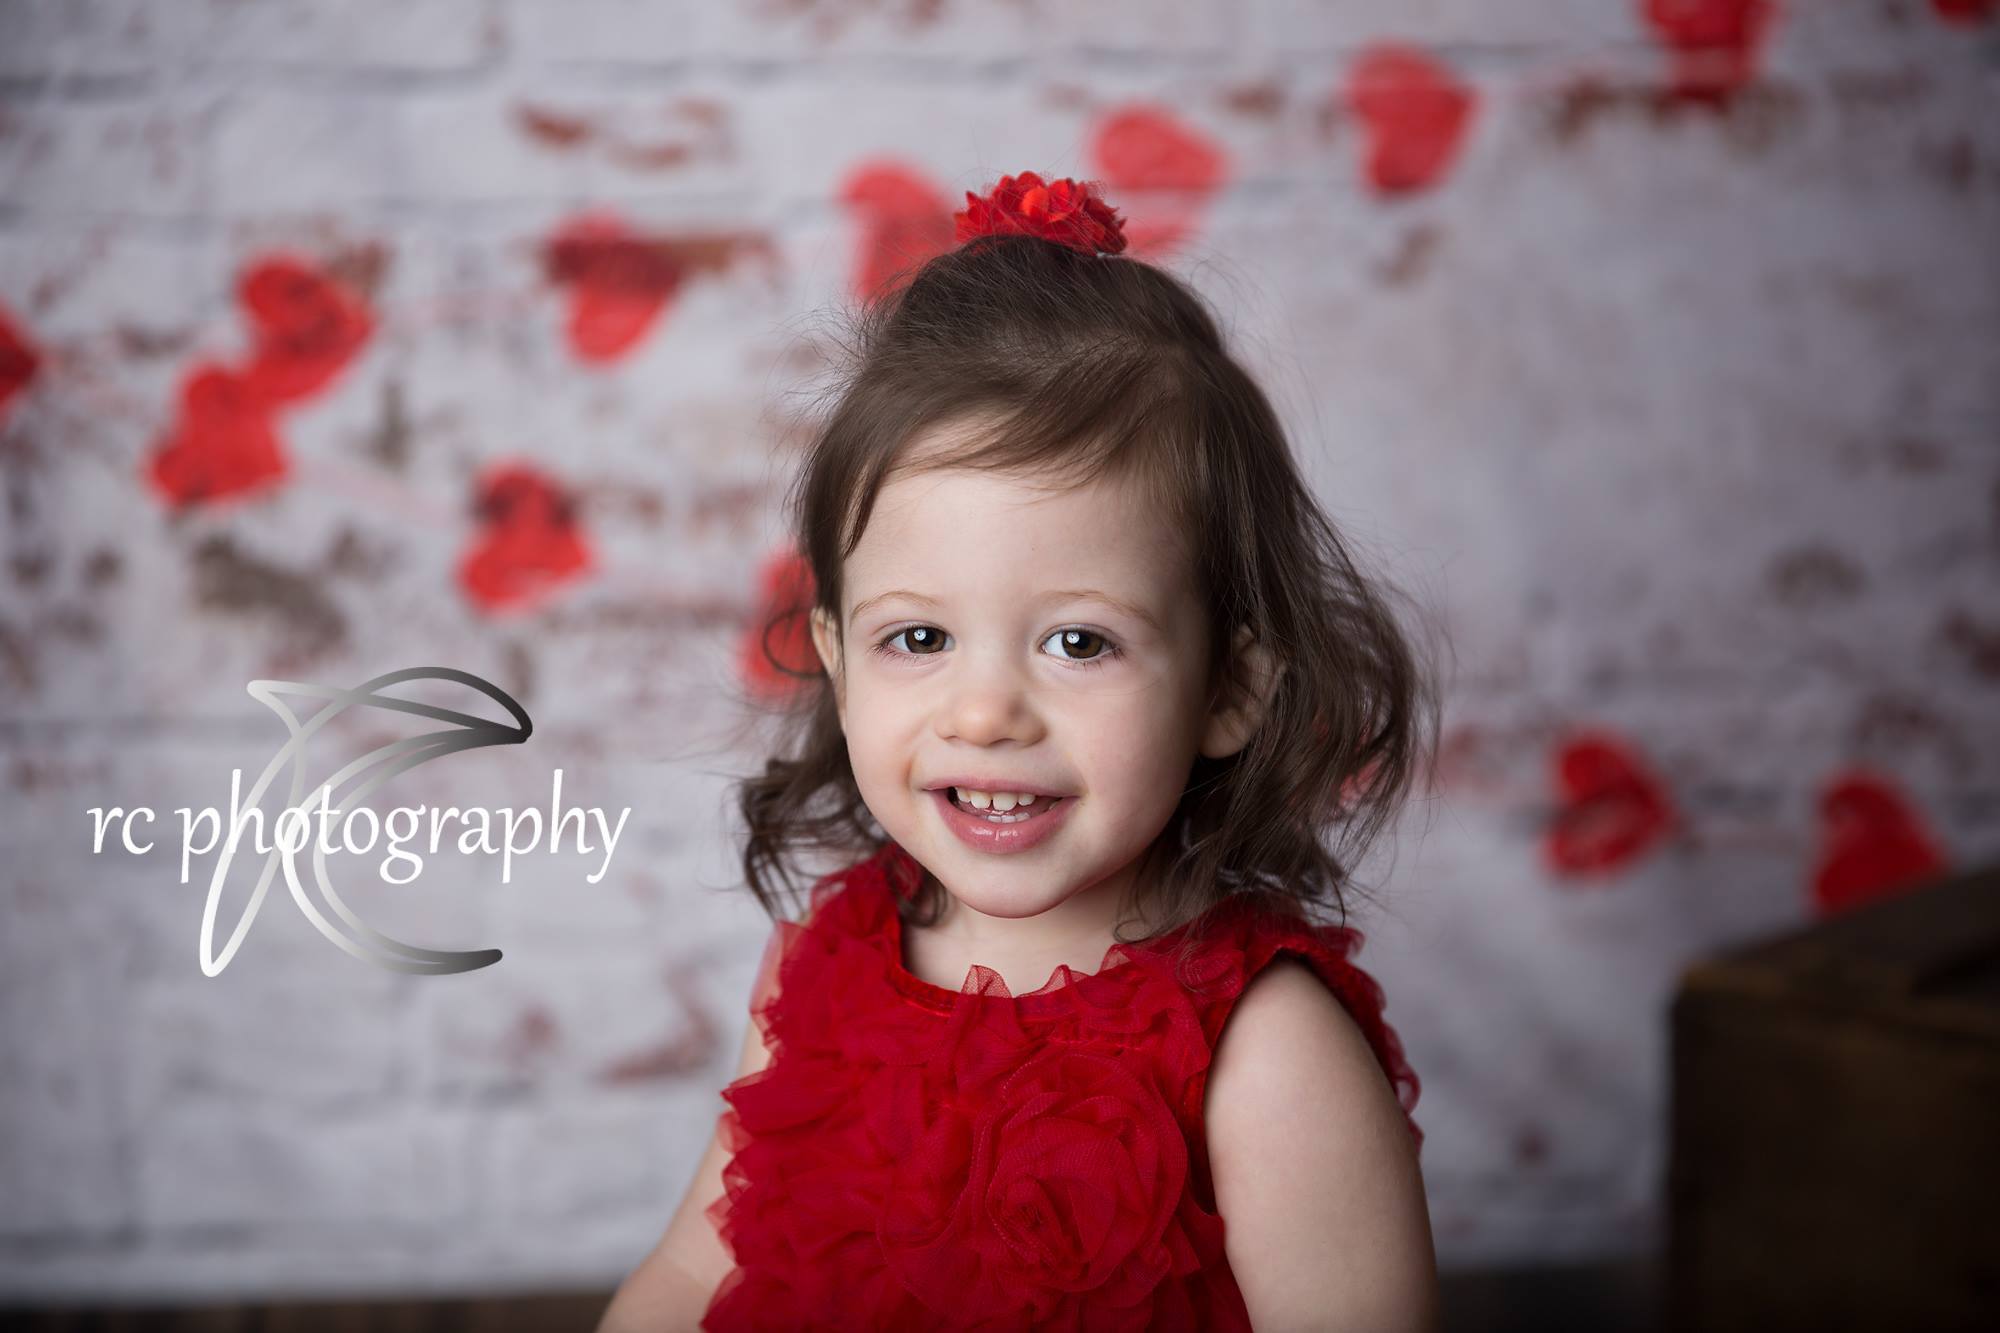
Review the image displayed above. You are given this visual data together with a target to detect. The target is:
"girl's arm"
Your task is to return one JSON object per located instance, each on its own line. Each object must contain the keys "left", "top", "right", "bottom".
{"left": 596, "top": 947, "right": 779, "bottom": 1333}
{"left": 1205, "top": 959, "right": 1441, "bottom": 1332}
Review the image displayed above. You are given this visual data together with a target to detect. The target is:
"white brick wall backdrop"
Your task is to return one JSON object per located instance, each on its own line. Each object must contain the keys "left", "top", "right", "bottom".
{"left": 2, "top": 0, "right": 1996, "bottom": 1302}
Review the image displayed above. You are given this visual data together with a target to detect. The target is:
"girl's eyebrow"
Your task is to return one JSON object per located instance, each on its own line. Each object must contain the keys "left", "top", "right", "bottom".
{"left": 1047, "top": 588, "right": 1164, "bottom": 634}
{"left": 849, "top": 590, "right": 939, "bottom": 626}
{"left": 848, "top": 588, "right": 1162, "bottom": 633}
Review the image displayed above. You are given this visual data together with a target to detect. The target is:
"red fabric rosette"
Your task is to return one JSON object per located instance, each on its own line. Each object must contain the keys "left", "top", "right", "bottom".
{"left": 876, "top": 1046, "right": 1192, "bottom": 1327}
{"left": 952, "top": 171, "right": 1128, "bottom": 257}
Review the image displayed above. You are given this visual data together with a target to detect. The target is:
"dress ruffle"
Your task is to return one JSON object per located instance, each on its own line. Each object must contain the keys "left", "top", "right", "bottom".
{"left": 701, "top": 843, "right": 1422, "bottom": 1331}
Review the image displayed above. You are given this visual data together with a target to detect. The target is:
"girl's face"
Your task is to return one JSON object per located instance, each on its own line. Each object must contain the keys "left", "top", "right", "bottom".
{"left": 808, "top": 429, "right": 1265, "bottom": 926}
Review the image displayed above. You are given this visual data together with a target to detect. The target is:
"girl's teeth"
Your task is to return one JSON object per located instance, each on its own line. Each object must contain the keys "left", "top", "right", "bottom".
{"left": 949, "top": 788, "right": 1057, "bottom": 823}
{"left": 951, "top": 787, "right": 1041, "bottom": 808}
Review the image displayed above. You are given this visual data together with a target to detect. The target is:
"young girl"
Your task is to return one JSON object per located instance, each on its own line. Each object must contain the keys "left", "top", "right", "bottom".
{"left": 601, "top": 171, "right": 1442, "bottom": 1331}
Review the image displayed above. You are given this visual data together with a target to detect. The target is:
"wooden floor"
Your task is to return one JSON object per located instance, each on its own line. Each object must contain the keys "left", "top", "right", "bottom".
{"left": 0, "top": 1292, "right": 611, "bottom": 1333}
{"left": 0, "top": 1259, "right": 1665, "bottom": 1332}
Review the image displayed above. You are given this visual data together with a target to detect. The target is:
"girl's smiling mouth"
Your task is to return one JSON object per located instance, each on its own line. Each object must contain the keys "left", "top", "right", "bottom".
{"left": 928, "top": 787, "right": 1076, "bottom": 853}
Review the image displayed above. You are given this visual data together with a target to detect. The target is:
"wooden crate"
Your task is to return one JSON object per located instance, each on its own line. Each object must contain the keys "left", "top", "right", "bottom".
{"left": 1668, "top": 865, "right": 2000, "bottom": 1332}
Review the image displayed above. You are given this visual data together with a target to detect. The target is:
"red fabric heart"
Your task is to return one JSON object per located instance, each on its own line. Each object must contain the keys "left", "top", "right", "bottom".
{"left": 1810, "top": 768, "right": 1948, "bottom": 917}
{"left": 739, "top": 549, "right": 821, "bottom": 703}
{"left": 840, "top": 161, "right": 956, "bottom": 302}
{"left": 541, "top": 213, "right": 684, "bottom": 365}
{"left": 1640, "top": 0, "right": 1781, "bottom": 106}
{"left": 145, "top": 362, "right": 289, "bottom": 507}
{"left": 456, "top": 463, "right": 593, "bottom": 613}
{"left": 0, "top": 301, "right": 40, "bottom": 427}
{"left": 1544, "top": 730, "right": 1677, "bottom": 878}
{"left": 237, "top": 254, "right": 374, "bottom": 404}
{"left": 1344, "top": 44, "right": 1477, "bottom": 196}
{"left": 1089, "top": 106, "right": 1229, "bottom": 258}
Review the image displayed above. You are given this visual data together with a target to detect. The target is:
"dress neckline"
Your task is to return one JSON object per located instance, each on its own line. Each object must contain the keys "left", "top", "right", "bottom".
{"left": 870, "top": 843, "right": 1219, "bottom": 1015}
{"left": 883, "top": 890, "right": 1155, "bottom": 1013}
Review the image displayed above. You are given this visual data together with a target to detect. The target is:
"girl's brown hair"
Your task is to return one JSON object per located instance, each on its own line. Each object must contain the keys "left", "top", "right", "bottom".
{"left": 736, "top": 230, "right": 1443, "bottom": 955}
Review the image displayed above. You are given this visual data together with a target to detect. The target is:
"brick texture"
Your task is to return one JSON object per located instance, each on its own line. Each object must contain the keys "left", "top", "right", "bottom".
{"left": 1, "top": 0, "right": 1996, "bottom": 1302}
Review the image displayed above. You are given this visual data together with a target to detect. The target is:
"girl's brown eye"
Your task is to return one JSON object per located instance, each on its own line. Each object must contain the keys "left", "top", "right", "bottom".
{"left": 895, "top": 626, "right": 946, "bottom": 654}
{"left": 1045, "top": 628, "right": 1107, "bottom": 660}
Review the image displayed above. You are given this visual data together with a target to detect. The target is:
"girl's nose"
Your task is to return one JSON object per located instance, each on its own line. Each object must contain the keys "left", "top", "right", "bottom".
{"left": 935, "top": 668, "right": 1045, "bottom": 747}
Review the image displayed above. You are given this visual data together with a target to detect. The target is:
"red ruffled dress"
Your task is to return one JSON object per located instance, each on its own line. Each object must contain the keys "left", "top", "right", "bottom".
{"left": 702, "top": 842, "right": 1423, "bottom": 1331}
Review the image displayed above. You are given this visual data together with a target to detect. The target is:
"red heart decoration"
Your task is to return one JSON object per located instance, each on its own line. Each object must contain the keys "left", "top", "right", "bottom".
{"left": 1809, "top": 768, "right": 1948, "bottom": 917}
{"left": 0, "top": 301, "right": 41, "bottom": 427}
{"left": 1544, "top": 729, "right": 1677, "bottom": 878}
{"left": 237, "top": 254, "right": 374, "bottom": 404}
{"left": 541, "top": 213, "right": 684, "bottom": 365}
{"left": 457, "top": 462, "right": 594, "bottom": 613}
{"left": 840, "top": 161, "right": 956, "bottom": 302}
{"left": 145, "top": 362, "right": 289, "bottom": 508}
{"left": 1344, "top": 44, "right": 1477, "bottom": 196}
{"left": 739, "top": 549, "right": 821, "bottom": 704}
{"left": 1089, "top": 105, "right": 1229, "bottom": 257}
{"left": 1640, "top": 0, "right": 1782, "bottom": 106}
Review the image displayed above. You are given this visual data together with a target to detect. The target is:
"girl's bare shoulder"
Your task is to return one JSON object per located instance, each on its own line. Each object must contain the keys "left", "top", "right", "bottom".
{"left": 1204, "top": 959, "right": 1439, "bottom": 1330}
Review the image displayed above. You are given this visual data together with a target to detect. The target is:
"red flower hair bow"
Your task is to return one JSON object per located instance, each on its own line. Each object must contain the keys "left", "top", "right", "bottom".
{"left": 952, "top": 171, "right": 1128, "bottom": 257}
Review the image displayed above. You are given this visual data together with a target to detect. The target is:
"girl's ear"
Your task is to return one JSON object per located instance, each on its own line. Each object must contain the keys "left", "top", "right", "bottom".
{"left": 1200, "top": 624, "right": 1284, "bottom": 760}
{"left": 808, "top": 606, "right": 846, "bottom": 726}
